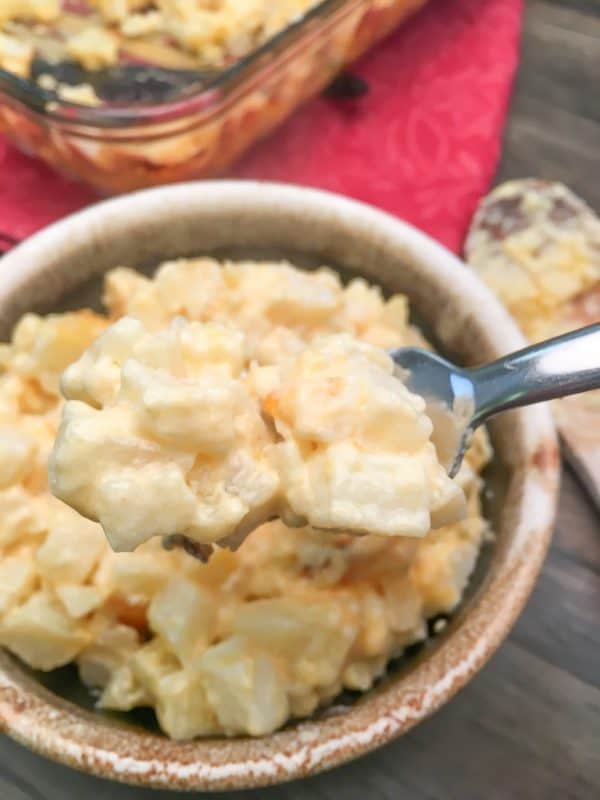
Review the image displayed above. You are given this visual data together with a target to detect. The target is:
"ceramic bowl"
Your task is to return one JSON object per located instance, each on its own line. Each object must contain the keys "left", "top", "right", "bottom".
{"left": 0, "top": 182, "right": 559, "bottom": 790}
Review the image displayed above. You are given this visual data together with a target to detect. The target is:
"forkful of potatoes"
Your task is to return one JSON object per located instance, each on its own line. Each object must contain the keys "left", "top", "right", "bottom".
{"left": 48, "top": 301, "right": 600, "bottom": 563}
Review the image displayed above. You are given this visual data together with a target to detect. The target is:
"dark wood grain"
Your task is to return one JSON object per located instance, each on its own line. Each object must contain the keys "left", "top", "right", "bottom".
{"left": 497, "top": 1, "right": 600, "bottom": 212}
{"left": 1, "top": 1, "right": 599, "bottom": 798}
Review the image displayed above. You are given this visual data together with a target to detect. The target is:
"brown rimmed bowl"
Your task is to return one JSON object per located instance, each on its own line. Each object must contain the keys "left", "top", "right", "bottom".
{"left": 0, "top": 182, "right": 559, "bottom": 790}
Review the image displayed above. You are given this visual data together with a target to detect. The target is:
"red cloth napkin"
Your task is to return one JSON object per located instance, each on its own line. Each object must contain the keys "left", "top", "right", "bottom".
{"left": 0, "top": 0, "right": 522, "bottom": 253}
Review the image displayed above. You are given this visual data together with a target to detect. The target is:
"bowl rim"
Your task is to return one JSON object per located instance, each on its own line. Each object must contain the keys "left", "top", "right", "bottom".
{"left": 0, "top": 181, "right": 560, "bottom": 791}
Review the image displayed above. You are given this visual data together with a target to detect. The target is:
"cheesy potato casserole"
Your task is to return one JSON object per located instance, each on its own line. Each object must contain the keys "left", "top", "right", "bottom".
{"left": 0, "top": 257, "right": 491, "bottom": 739}
{"left": 0, "top": 0, "right": 322, "bottom": 85}
{"left": 0, "top": 2, "right": 428, "bottom": 192}
{"left": 465, "top": 179, "right": 600, "bottom": 342}
{"left": 50, "top": 318, "right": 464, "bottom": 551}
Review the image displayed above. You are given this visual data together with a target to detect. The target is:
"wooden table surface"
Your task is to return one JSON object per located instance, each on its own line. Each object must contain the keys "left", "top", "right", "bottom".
{"left": 1, "top": 1, "right": 599, "bottom": 798}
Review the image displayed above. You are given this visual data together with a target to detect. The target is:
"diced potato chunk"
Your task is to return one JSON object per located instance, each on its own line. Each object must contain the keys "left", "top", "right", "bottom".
{"left": 148, "top": 577, "right": 216, "bottom": 664}
{"left": 233, "top": 598, "right": 354, "bottom": 688}
{"left": 54, "top": 584, "right": 104, "bottom": 619}
{"left": 10, "top": 311, "right": 106, "bottom": 398}
{"left": 78, "top": 622, "right": 140, "bottom": 688}
{"left": 66, "top": 27, "right": 119, "bottom": 71}
{"left": 130, "top": 638, "right": 180, "bottom": 695}
{"left": 0, "top": 554, "right": 37, "bottom": 616}
{"left": 36, "top": 508, "right": 105, "bottom": 585}
{"left": 98, "top": 664, "right": 150, "bottom": 711}
{"left": 197, "top": 635, "right": 289, "bottom": 736}
{"left": 0, "top": 487, "right": 46, "bottom": 550}
{"left": 0, "top": 590, "right": 90, "bottom": 669}
{"left": 410, "top": 525, "right": 482, "bottom": 616}
{"left": 0, "top": 30, "right": 35, "bottom": 78}
{"left": 155, "top": 670, "right": 218, "bottom": 740}
{"left": 0, "top": 427, "right": 35, "bottom": 489}
{"left": 109, "top": 547, "right": 174, "bottom": 601}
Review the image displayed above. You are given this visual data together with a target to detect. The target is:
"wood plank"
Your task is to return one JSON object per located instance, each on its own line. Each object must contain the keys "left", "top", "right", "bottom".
{"left": 531, "top": 0, "right": 600, "bottom": 26}
{"left": 497, "top": 101, "right": 600, "bottom": 212}
{"left": 516, "top": 24, "right": 600, "bottom": 122}
{"left": 554, "top": 465, "right": 600, "bottom": 572}
{"left": 496, "top": 1, "right": 600, "bottom": 213}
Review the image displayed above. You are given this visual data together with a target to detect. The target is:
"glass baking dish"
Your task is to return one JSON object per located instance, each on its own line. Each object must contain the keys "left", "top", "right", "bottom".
{"left": 0, "top": 0, "right": 428, "bottom": 194}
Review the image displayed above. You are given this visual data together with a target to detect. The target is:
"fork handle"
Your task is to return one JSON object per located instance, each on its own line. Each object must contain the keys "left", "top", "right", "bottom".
{"left": 469, "top": 323, "right": 600, "bottom": 424}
